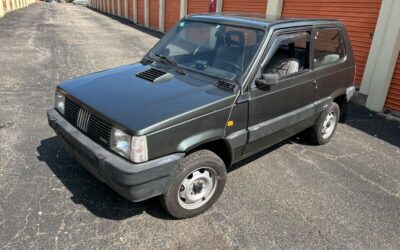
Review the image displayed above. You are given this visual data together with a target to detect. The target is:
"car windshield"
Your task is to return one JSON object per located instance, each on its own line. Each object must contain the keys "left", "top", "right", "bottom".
{"left": 149, "top": 20, "right": 265, "bottom": 82}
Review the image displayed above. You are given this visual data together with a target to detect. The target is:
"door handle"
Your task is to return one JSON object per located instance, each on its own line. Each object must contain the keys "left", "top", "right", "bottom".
{"left": 313, "top": 80, "right": 318, "bottom": 89}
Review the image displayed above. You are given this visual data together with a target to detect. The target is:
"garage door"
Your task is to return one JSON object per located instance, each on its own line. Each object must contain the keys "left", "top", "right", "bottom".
{"left": 120, "top": 0, "right": 125, "bottom": 17}
{"left": 137, "top": 0, "right": 144, "bottom": 25}
{"left": 385, "top": 53, "right": 400, "bottom": 113}
{"left": 222, "top": 0, "right": 267, "bottom": 13}
{"left": 187, "top": 0, "right": 209, "bottom": 15}
{"left": 127, "top": 0, "right": 133, "bottom": 19}
{"left": 282, "top": 0, "right": 382, "bottom": 86}
{"left": 114, "top": 0, "right": 118, "bottom": 15}
{"left": 165, "top": 0, "right": 180, "bottom": 31}
{"left": 149, "top": 0, "right": 159, "bottom": 29}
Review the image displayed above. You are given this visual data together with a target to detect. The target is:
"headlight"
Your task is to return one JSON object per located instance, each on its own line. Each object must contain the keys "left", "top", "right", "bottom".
{"left": 110, "top": 127, "right": 148, "bottom": 163}
{"left": 55, "top": 90, "right": 65, "bottom": 115}
{"left": 110, "top": 128, "right": 131, "bottom": 159}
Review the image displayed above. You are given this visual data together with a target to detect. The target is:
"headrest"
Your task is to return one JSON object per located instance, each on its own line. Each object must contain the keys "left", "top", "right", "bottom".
{"left": 225, "top": 31, "right": 245, "bottom": 48}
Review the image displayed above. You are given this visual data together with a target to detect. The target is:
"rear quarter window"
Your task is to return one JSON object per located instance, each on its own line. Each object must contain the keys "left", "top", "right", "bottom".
{"left": 313, "top": 28, "right": 345, "bottom": 68}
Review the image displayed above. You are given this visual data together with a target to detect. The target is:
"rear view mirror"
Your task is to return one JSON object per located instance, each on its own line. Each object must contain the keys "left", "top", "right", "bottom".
{"left": 255, "top": 73, "right": 279, "bottom": 87}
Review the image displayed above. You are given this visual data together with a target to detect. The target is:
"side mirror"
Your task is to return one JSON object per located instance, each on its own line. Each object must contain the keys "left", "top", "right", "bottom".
{"left": 255, "top": 73, "right": 279, "bottom": 87}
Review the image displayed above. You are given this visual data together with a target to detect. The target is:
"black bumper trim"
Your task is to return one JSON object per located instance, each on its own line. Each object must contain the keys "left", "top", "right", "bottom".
{"left": 47, "top": 108, "right": 184, "bottom": 202}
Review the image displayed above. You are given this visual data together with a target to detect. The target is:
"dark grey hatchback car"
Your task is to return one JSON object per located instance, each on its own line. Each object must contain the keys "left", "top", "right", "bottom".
{"left": 48, "top": 13, "right": 356, "bottom": 218}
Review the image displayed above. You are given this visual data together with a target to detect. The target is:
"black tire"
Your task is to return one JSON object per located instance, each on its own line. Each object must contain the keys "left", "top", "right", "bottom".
{"left": 309, "top": 102, "right": 340, "bottom": 145}
{"left": 160, "top": 150, "right": 227, "bottom": 219}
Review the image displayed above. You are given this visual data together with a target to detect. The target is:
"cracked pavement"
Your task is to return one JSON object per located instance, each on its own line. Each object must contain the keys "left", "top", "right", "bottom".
{"left": 1, "top": 3, "right": 400, "bottom": 249}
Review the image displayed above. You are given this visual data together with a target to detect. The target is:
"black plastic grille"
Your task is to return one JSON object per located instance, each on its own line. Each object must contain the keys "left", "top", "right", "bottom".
{"left": 64, "top": 97, "right": 112, "bottom": 147}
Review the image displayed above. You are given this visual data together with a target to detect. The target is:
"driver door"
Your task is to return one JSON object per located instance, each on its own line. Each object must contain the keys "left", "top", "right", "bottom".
{"left": 243, "top": 28, "right": 317, "bottom": 155}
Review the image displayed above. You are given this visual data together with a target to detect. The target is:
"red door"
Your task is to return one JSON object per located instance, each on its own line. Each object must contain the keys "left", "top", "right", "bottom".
{"left": 114, "top": 0, "right": 118, "bottom": 15}
{"left": 120, "top": 0, "right": 125, "bottom": 17}
{"left": 282, "top": 0, "right": 382, "bottom": 86}
{"left": 108, "top": 0, "right": 111, "bottom": 13}
{"left": 222, "top": 0, "right": 267, "bottom": 13}
{"left": 149, "top": 0, "right": 159, "bottom": 29}
{"left": 137, "top": 0, "right": 144, "bottom": 25}
{"left": 385, "top": 53, "right": 400, "bottom": 113}
{"left": 127, "top": 0, "right": 133, "bottom": 19}
{"left": 187, "top": 0, "right": 209, "bottom": 14}
{"left": 165, "top": 0, "right": 180, "bottom": 31}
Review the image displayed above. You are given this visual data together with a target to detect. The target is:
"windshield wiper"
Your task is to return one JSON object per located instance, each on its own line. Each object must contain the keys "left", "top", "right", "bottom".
{"left": 154, "top": 54, "right": 186, "bottom": 75}
{"left": 216, "top": 79, "right": 239, "bottom": 92}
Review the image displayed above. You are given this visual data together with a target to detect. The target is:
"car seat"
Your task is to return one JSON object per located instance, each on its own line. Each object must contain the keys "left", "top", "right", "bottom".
{"left": 265, "top": 42, "right": 300, "bottom": 78}
{"left": 212, "top": 31, "right": 245, "bottom": 73}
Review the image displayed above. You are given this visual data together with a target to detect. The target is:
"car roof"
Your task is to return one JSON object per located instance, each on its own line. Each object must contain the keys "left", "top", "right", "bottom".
{"left": 185, "top": 12, "right": 340, "bottom": 29}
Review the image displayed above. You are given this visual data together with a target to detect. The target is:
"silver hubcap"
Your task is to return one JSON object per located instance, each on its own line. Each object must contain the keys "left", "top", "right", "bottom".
{"left": 322, "top": 111, "right": 336, "bottom": 139}
{"left": 178, "top": 168, "right": 218, "bottom": 210}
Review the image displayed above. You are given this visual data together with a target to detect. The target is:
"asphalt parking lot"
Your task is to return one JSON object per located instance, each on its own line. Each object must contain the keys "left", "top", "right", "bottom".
{"left": 1, "top": 3, "right": 400, "bottom": 249}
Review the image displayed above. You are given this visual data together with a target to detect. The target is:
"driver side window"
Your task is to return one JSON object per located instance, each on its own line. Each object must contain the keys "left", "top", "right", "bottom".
{"left": 263, "top": 31, "right": 311, "bottom": 80}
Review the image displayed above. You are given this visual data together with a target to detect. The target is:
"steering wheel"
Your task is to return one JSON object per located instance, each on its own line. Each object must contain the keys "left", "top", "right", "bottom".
{"left": 218, "top": 62, "right": 242, "bottom": 74}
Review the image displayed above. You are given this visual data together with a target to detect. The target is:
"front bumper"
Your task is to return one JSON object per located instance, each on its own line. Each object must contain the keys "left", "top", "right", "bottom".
{"left": 47, "top": 108, "right": 184, "bottom": 202}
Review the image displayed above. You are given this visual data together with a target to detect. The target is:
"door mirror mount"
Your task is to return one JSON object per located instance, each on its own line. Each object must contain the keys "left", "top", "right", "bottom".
{"left": 255, "top": 73, "right": 279, "bottom": 87}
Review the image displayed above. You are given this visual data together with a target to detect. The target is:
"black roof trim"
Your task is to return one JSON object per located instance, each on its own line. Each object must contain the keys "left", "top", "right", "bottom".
{"left": 185, "top": 12, "right": 340, "bottom": 29}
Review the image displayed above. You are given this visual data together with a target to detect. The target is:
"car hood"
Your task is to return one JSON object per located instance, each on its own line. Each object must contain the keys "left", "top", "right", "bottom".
{"left": 59, "top": 63, "right": 236, "bottom": 135}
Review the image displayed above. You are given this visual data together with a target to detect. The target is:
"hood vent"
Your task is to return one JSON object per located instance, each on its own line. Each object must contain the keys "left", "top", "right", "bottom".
{"left": 136, "top": 68, "right": 173, "bottom": 83}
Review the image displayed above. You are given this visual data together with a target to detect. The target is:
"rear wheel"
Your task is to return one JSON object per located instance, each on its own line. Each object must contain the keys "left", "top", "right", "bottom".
{"left": 309, "top": 102, "right": 340, "bottom": 145}
{"left": 160, "top": 150, "right": 227, "bottom": 219}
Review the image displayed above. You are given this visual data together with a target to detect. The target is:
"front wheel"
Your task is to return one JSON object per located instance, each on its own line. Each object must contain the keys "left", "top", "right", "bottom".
{"left": 309, "top": 102, "right": 340, "bottom": 145}
{"left": 160, "top": 150, "right": 227, "bottom": 219}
